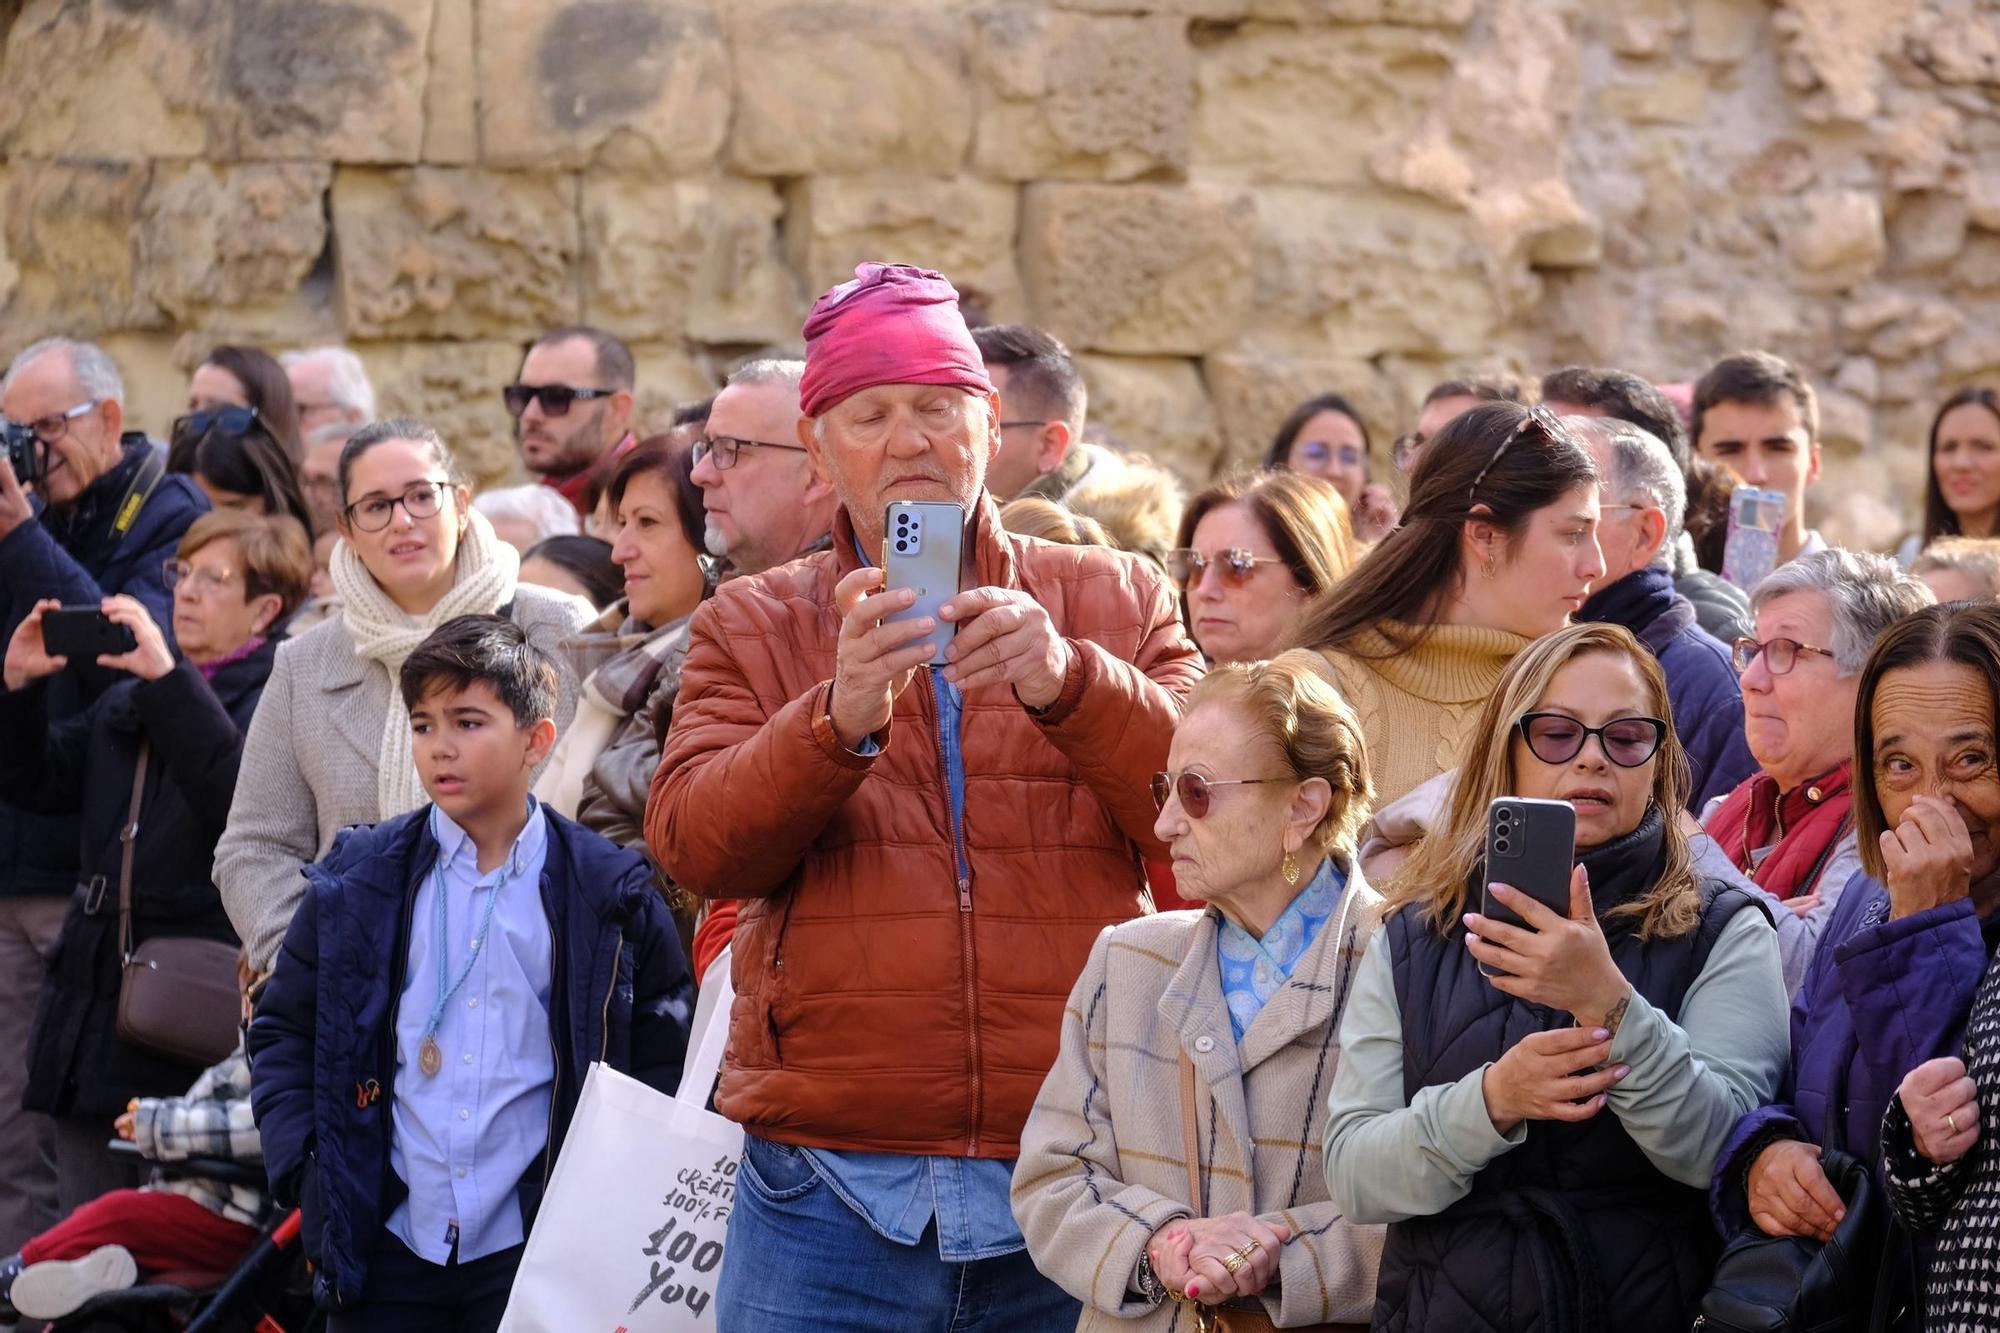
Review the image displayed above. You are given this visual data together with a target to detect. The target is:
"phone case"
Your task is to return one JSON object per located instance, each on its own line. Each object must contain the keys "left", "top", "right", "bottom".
{"left": 1721, "top": 485, "right": 1786, "bottom": 593}
{"left": 883, "top": 501, "right": 964, "bottom": 669}
{"left": 41, "top": 608, "right": 137, "bottom": 660}
{"left": 1479, "top": 797, "right": 1577, "bottom": 976}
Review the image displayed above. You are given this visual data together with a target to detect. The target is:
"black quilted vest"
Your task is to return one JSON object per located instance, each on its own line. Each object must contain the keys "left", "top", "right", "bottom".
{"left": 1377, "top": 809, "right": 1763, "bottom": 1333}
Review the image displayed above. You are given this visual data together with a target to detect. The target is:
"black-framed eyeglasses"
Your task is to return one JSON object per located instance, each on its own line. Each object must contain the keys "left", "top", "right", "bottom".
{"left": 502, "top": 383, "right": 616, "bottom": 418}
{"left": 1732, "top": 636, "right": 1837, "bottom": 676}
{"left": 343, "top": 479, "right": 453, "bottom": 532}
{"left": 171, "top": 405, "right": 258, "bottom": 443}
{"left": 1150, "top": 770, "right": 1286, "bottom": 819}
{"left": 692, "top": 435, "right": 810, "bottom": 471}
{"left": 1469, "top": 404, "right": 1569, "bottom": 503}
{"left": 1166, "top": 547, "right": 1285, "bottom": 589}
{"left": 1516, "top": 712, "right": 1668, "bottom": 768}
{"left": 11, "top": 399, "right": 99, "bottom": 445}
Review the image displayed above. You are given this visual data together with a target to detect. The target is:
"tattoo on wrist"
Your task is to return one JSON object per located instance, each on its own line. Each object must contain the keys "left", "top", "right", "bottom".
{"left": 1602, "top": 995, "right": 1631, "bottom": 1039}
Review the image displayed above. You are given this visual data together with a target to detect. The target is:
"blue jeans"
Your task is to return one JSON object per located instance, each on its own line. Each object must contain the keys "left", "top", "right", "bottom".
{"left": 717, "top": 1135, "right": 1081, "bottom": 1332}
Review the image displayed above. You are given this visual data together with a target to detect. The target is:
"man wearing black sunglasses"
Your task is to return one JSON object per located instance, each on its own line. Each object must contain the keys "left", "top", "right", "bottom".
{"left": 507, "top": 326, "right": 639, "bottom": 519}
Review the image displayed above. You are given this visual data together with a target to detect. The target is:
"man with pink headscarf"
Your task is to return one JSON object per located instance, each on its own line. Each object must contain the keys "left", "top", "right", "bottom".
{"left": 648, "top": 264, "right": 1201, "bottom": 1328}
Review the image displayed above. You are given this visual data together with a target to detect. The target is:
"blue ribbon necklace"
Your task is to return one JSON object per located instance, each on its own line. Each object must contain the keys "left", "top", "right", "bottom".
{"left": 416, "top": 812, "right": 517, "bottom": 1078}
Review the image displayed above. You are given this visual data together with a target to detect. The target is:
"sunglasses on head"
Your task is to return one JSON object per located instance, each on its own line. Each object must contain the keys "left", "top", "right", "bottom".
{"left": 502, "top": 383, "right": 616, "bottom": 418}
{"left": 1166, "top": 547, "right": 1284, "bottom": 590}
{"left": 1515, "top": 712, "right": 1668, "bottom": 768}
{"left": 171, "top": 405, "right": 258, "bottom": 442}
{"left": 1150, "top": 770, "right": 1285, "bottom": 819}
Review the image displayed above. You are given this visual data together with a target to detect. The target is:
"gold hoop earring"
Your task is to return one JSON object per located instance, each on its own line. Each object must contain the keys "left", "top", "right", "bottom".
{"left": 1281, "top": 849, "right": 1301, "bottom": 886}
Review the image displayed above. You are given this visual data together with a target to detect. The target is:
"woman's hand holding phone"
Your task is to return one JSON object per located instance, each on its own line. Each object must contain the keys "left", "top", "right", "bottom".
{"left": 3, "top": 598, "right": 66, "bottom": 691}
{"left": 1480, "top": 1027, "right": 1626, "bottom": 1136}
{"left": 1464, "top": 863, "right": 1633, "bottom": 1029}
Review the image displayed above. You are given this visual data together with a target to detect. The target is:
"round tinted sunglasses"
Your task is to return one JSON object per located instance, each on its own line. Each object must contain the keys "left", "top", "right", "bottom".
{"left": 1150, "top": 770, "right": 1285, "bottom": 819}
{"left": 1515, "top": 712, "right": 1667, "bottom": 768}
{"left": 1166, "top": 547, "right": 1284, "bottom": 590}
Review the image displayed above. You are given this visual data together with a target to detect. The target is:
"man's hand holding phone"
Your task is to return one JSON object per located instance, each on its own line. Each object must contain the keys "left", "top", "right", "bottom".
{"left": 938, "top": 587, "right": 1072, "bottom": 710}
{"left": 1463, "top": 863, "right": 1633, "bottom": 1029}
{"left": 829, "top": 566, "right": 936, "bottom": 751}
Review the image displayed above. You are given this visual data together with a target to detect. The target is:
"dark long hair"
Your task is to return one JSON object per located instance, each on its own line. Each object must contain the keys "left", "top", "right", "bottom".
{"left": 1264, "top": 393, "right": 1371, "bottom": 472}
{"left": 1854, "top": 601, "right": 2000, "bottom": 881}
{"left": 1921, "top": 387, "right": 2000, "bottom": 544}
{"left": 607, "top": 436, "right": 705, "bottom": 554}
{"left": 1289, "top": 401, "right": 1598, "bottom": 657}
{"left": 168, "top": 417, "right": 315, "bottom": 537}
{"left": 201, "top": 345, "right": 303, "bottom": 462}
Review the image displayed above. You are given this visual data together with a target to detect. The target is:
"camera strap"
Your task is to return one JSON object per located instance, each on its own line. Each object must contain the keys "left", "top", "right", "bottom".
{"left": 107, "top": 444, "right": 165, "bottom": 545}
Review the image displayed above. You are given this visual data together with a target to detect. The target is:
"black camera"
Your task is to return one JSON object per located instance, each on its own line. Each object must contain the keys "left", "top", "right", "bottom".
{"left": 2, "top": 421, "right": 43, "bottom": 485}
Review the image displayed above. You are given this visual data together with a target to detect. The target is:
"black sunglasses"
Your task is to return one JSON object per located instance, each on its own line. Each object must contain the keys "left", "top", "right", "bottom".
{"left": 1516, "top": 712, "right": 1667, "bottom": 768}
{"left": 172, "top": 405, "right": 258, "bottom": 442}
{"left": 503, "top": 384, "right": 617, "bottom": 418}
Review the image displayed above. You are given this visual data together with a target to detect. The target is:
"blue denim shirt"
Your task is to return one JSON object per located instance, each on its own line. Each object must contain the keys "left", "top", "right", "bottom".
{"left": 1217, "top": 857, "right": 1346, "bottom": 1043}
{"left": 835, "top": 557, "right": 1022, "bottom": 1259}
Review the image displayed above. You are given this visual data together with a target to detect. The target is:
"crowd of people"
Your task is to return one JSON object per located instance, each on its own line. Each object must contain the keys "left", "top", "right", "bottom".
{"left": 0, "top": 255, "right": 1996, "bottom": 1333}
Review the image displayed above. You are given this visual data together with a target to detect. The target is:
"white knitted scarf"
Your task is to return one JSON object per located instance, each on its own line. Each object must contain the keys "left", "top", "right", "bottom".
{"left": 331, "top": 508, "right": 520, "bottom": 816}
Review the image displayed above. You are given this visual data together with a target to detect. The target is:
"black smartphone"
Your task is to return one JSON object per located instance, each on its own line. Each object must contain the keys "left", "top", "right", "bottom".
{"left": 1479, "top": 797, "right": 1577, "bottom": 978}
{"left": 41, "top": 608, "right": 137, "bottom": 661}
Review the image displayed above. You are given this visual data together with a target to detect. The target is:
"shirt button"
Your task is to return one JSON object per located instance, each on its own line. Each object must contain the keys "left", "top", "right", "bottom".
{"left": 464, "top": 1053, "right": 474, "bottom": 1065}
{"left": 459, "top": 1108, "right": 470, "bottom": 1121}
{"left": 457, "top": 1167, "right": 467, "bottom": 1179}
{"left": 1194, "top": 1036, "right": 1215, "bottom": 1054}
{"left": 468, "top": 998, "right": 478, "bottom": 1009}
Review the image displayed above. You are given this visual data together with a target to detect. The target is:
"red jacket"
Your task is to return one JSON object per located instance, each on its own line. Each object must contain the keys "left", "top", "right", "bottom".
{"left": 647, "top": 500, "right": 1201, "bottom": 1156}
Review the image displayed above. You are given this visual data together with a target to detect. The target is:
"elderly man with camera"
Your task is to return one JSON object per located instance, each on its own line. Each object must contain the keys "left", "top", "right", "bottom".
{"left": 0, "top": 337, "right": 207, "bottom": 1256}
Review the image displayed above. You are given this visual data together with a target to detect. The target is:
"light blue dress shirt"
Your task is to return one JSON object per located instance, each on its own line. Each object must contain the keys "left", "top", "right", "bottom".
{"left": 388, "top": 799, "right": 555, "bottom": 1264}
{"left": 831, "top": 570, "right": 1024, "bottom": 1261}
{"left": 1217, "top": 857, "right": 1346, "bottom": 1043}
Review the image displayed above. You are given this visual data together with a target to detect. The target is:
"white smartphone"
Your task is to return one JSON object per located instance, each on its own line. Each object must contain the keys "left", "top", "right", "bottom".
{"left": 882, "top": 500, "right": 964, "bottom": 668}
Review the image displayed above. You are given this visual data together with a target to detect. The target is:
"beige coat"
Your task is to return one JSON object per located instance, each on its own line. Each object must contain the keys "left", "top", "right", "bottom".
{"left": 213, "top": 585, "right": 590, "bottom": 971}
{"left": 1012, "top": 866, "right": 1385, "bottom": 1331}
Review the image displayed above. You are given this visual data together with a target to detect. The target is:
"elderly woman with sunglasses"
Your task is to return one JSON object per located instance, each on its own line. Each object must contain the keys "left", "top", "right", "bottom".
{"left": 213, "top": 418, "right": 591, "bottom": 973}
{"left": 1013, "top": 651, "right": 1384, "bottom": 1330}
{"left": 1171, "top": 471, "right": 1357, "bottom": 665}
{"left": 1324, "top": 622, "right": 1786, "bottom": 1333}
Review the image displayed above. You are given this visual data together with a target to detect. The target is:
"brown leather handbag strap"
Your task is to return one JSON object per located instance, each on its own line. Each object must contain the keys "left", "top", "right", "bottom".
{"left": 117, "top": 741, "right": 149, "bottom": 964}
{"left": 1180, "top": 1048, "right": 1203, "bottom": 1216}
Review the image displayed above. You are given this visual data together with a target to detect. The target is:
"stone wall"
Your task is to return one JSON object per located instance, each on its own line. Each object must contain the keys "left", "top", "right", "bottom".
{"left": 1, "top": 0, "right": 1996, "bottom": 543}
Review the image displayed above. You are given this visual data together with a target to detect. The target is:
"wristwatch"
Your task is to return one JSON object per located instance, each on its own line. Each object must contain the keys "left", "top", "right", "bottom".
{"left": 1134, "top": 1247, "right": 1171, "bottom": 1306}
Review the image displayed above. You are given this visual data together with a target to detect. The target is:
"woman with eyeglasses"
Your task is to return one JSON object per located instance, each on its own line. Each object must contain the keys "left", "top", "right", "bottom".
{"left": 1323, "top": 622, "right": 1786, "bottom": 1333}
{"left": 213, "top": 418, "right": 592, "bottom": 973}
{"left": 1265, "top": 393, "right": 1398, "bottom": 546}
{"left": 1172, "top": 470, "right": 1356, "bottom": 666}
{"left": 1295, "top": 401, "right": 1607, "bottom": 809}
{"left": 167, "top": 409, "right": 316, "bottom": 538}
{"left": 0, "top": 510, "right": 310, "bottom": 1210}
{"left": 1014, "top": 651, "right": 1384, "bottom": 1330}
{"left": 187, "top": 345, "right": 303, "bottom": 463}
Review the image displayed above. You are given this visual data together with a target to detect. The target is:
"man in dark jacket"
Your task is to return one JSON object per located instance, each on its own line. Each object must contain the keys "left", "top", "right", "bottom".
{"left": 0, "top": 337, "right": 207, "bottom": 1253}
{"left": 250, "top": 616, "right": 692, "bottom": 1327}
{"left": 1570, "top": 417, "right": 1757, "bottom": 810}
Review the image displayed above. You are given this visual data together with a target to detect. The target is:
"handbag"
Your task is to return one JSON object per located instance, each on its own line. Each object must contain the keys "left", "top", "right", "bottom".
{"left": 1693, "top": 1145, "right": 1905, "bottom": 1332}
{"left": 1176, "top": 1050, "right": 1367, "bottom": 1333}
{"left": 112, "top": 743, "right": 243, "bottom": 1067}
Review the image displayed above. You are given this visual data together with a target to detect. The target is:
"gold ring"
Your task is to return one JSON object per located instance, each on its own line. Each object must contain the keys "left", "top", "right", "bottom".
{"left": 1948, "top": 1110, "right": 1961, "bottom": 1135}
{"left": 1221, "top": 1250, "right": 1248, "bottom": 1276}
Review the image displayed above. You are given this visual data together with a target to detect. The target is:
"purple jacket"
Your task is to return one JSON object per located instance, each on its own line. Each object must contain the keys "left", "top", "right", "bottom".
{"left": 1709, "top": 871, "right": 1990, "bottom": 1237}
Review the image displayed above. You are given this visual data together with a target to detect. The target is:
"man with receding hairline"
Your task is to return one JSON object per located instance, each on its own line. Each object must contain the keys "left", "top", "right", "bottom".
{"left": 970, "top": 324, "right": 1101, "bottom": 502}
{"left": 506, "top": 325, "right": 639, "bottom": 519}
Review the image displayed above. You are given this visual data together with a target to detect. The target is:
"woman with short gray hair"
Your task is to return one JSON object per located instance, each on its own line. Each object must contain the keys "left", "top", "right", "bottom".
{"left": 1693, "top": 548, "right": 1933, "bottom": 993}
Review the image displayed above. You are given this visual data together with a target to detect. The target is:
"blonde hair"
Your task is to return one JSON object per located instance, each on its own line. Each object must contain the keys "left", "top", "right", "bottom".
{"left": 999, "top": 496, "right": 1112, "bottom": 548}
{"left": 1066, "top": 452, "right": 1184, "bottom": 574}
{"left": 1913, "top": 536, "right": 2000, "bottom": 600}
{"left": 1185, "top": 649, "right": 1375, "bottom": 860}
{"left": 1386, "top": 622, "right": 1700, "bottom": 940}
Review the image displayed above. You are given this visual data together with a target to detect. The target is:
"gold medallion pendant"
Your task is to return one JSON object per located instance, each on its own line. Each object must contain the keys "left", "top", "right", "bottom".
{"left": 419, "top": 1034, "right": 443, "bottom": 1078}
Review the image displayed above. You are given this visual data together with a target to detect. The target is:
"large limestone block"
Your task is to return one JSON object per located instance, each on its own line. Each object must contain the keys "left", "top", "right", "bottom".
{"left": 478, "top": 0, "right": 730, "bottom": 172}
{"left": 1205, "top": 351, "right": 1396, "bottom": 468}
{"left": 630, "top": 344, "right": 721, "bottom": 438}
{"left": 1021, "top": 183, "right": 1256, "bottom": 356}
{"left": 1783, "top": 188, "right": 1887, "bottom": 291}
{"left": 424, "top": 0, "right": 479, "bottom": 164}
{"left": 787, "top": 177, "right": 1023, "bottom": 321}
{"left": 970, "top": 9, "right": 1191, "bottom": 182}
{"left": 1193, "top": 23, "right": 1450, "bottom": 186}
{"left": 137, "top": 163, "right": 331, "bottom": 329}
{"left": 727, "top": 2, "right": 973, "bottom": 176}
{"left": 2, "top": 161, "right": 161, "bottom": 341}
{"left": 210, "top": 0, "right": 434, "bottom": 161}
{"left": 333, "top": 169, "right": 581, "bottom": 341}
{"left": 1075, "top": 355, "right": 1218, "bottom": 477}
{"left": 358, "top": 340, "right": 531, "bottom": 490}
{"left": 1772, "top": 0, "right": 1921, "bottom": 123}
{"left": 581, "top": 177, "right": 799, "bottom": 345}
{"left": 101, "top": 334, "right": 197, "bottom": 445}
{"left": 1248, "top": 186, "right": 1503, "bottom": 360}
{"left": 0, "top": 1, "right": 207, "bottom": 159}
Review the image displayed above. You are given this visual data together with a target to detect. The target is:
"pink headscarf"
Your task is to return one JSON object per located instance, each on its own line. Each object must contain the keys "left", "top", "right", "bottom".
{"left": 798, "top": 263, "right": 994, "bottom": 419}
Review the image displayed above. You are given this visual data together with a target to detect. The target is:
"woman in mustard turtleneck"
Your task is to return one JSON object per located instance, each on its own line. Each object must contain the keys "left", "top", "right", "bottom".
{"left": 1292, "top": 402, "right": 1606, "bottom": 806}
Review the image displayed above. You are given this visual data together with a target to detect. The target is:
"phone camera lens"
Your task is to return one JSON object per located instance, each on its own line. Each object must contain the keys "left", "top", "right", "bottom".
{"left": 1495, "top": 837, "right": 1511, "bottom": 854}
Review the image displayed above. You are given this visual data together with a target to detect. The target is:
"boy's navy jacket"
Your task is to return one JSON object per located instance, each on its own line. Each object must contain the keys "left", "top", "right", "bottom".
{"left": 247, "top": 801, "right": 694, "bottom": 1311}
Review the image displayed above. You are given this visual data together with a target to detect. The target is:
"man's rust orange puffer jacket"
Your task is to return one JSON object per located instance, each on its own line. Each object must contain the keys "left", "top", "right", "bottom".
{"left": 647, "top": 500, "right": 1202, "bottom": 1157}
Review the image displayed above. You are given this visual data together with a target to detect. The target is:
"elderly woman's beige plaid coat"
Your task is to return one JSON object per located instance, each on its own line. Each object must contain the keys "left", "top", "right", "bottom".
{"left": 1012, "top": 865, "right": 1385, "bottom": 1330}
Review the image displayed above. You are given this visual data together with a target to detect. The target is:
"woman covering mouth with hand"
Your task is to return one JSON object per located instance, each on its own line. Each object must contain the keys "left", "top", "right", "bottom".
{"left": 1323, "top": 621, "right": 1786, "bottom": 1333}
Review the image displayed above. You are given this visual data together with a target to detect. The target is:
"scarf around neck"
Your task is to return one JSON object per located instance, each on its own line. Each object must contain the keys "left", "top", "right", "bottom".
{"left": 331, "top": 508, "right": 519, "bottom": 816}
